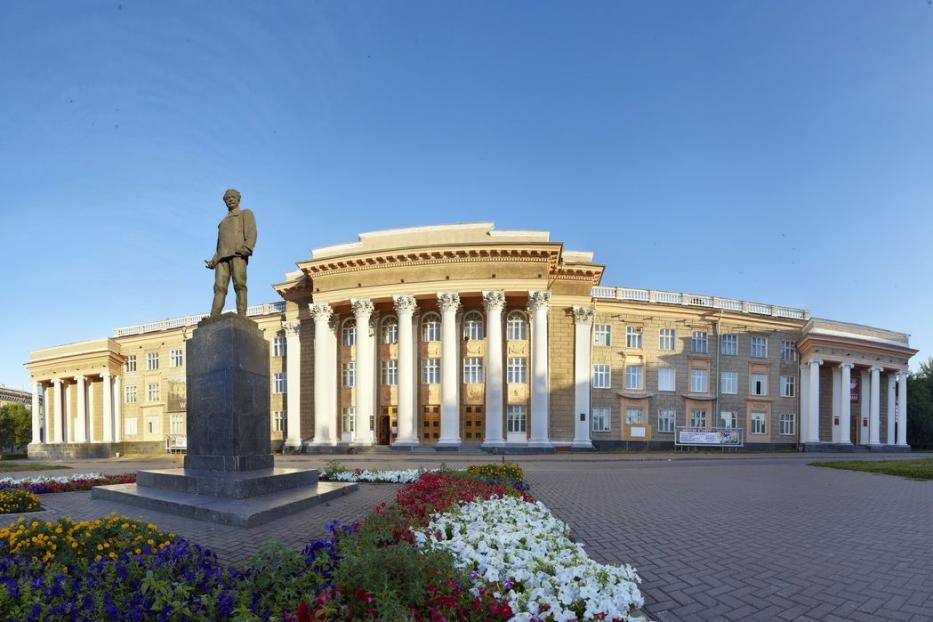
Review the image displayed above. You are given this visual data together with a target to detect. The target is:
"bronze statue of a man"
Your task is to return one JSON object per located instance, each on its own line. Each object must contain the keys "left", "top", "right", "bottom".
{"left": 205, "top": 188, "right": 257, "bottom": 317}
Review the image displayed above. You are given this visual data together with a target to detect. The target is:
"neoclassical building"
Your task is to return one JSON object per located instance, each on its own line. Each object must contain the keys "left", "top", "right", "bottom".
{"left": 26, "top": 223, "right": 916, "bottom": 457}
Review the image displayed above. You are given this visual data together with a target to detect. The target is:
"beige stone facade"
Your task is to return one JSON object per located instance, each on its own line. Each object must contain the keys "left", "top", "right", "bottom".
{"left": 25, "top": 223, "right": 917, "bottom": 456}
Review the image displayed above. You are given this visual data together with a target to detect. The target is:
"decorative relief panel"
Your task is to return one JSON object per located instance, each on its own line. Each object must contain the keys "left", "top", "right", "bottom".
{"left": 507, "top": 384, "right": 529, "bottom": 404}
{"left": 379, "top": 386, "right": 398, "bottom": 405}
{"left": 419, "top": 384, "right": 441, "bottom": 405}
{"left": 507, "top": 341, "right": 528, "bottom": 357}
{"left": 425, "top": 342, "right": 441, "bottom": 358}
{"left": 465, "top": 340, "right": 486, "bottom": 357}
{"left": 464, "top": 383, "right": 485, "bottom": 405}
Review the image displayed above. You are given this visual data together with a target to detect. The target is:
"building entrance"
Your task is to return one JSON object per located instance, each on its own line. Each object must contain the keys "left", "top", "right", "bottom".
{"left": 462, "top": 405, "right": 484, "bottom": 442}
{"left": 421, "top": 405, "right": 440, "bottom": 442}
{"left": 378, "top": 406, "right": 397, "bottom": 445}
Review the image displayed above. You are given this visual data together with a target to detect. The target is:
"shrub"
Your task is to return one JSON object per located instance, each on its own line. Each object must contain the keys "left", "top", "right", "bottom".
{"left": 0, "top": 489, "right": 40, "bottom": 514}
{"left": 466, "top": 462, "right": 525, "bottom": 484}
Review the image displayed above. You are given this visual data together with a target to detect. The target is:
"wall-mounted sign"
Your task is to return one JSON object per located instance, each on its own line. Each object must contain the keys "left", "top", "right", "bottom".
{"left": 850, "top": 375, "right": 860, "bottom": 402}
{"left": 675, "top": 427, "right": 743, "bottom": 447}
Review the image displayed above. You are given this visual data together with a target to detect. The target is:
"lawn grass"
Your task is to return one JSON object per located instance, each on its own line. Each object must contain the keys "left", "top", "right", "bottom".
{"left": 810, "top": 458, "right": 933, "bottom": 480}
{"left": 0, "top": 463, "right": 71, "bottom": 473}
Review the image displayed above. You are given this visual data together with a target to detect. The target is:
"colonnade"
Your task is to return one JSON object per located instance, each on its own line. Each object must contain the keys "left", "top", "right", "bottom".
{"left": 30, "top": 373, "right": 122, "bottom": 445}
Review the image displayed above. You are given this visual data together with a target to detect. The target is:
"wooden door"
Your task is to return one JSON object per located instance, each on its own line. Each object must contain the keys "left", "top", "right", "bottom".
{"left": 421, "top": 405, "right": 440, "bottom": 442}
{"left": 462, "top": 405, "right": 485, "bottom": 442}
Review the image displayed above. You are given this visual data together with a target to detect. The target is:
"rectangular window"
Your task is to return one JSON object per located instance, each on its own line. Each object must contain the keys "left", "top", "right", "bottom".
{"left": 690, "top": 369, "right": 708, "bottom": 393}
{"left": 147, "top": 383, "right": 160, "bottom": 402}
{"left": 751, "top": 336, "right": 768, "bottom": 359}
{"left": 690, "top": 409, "right": 707, "bottom": 428}
{"left": 591, "top": 407, "right": 611, "bottom": 432}
{"left": 780, "top": 413, "right": 796, "bottom": 436}
{"left": 625, "top": 365, "right": 643, "bottom": 390}
{"left": 272, "top": 410, "right": 287, "bottom": 432}
{"left": 658, "top": 328, "right": 675, "bottom": 351}
{"left": 125, "top": 385, "right": 137, "bottom": 404}
{"left": 751, "top": 412, "right": 767, "bottom": 434}
{"left": 720, "top": 334, "right": 737, "bottom": 356}
{"left": 422, "top": 358, "right": 440, "bottom": 384}
{"left": 463, "top": 357, "right": 484, "bottom": 384}
{"left": 593, "top": 364, "right": 611, "bottom": 389}
{"left": 342, "top": 407, "right": 355, "bottom": 433}
{"left": 506, "top": 316, "right": 527, "bottom": 341}
{"left": 342, "top": 362, "right": 356, "bottom": 388}
{"left": 780, "top": 375, "right": 796, "bottom": 397}
{"left": 274, "top": 372, "right": 287, "bottom": 394}
{"left": 124, "top": 354, "right": 137, "bottom": 372}
{"left": 720, "top": 371, "right": 738, "bottom": 395}
{"left": 273, "top": 334, "right": 287, "bottom": 357}
{"left": 125, "top": 418, "right": 137, "bottom": 436}
{"left": 170, "top": 348, "right": 183, "bottom": 368}
{"left": 657, "top": 409, "right": 675, "bottom": 433}
{"left": 626, "top": 326, "right": 643, "bottom": 349}
{"left": 383, "top": 322, "right": 398, "bottom": 345}
{"left": 342, "top": 325, "right": 356, "bottom": 346}
{"left": 625, "top": 408, "right": 643, "bottom": 424}
{"left": 751, "top": 373, "right": 768, "bottom": 396}
{"left": 691, "top": 331, "right": 709, "bottom": 354}
{"left": 507, "top": 405, "right": 527, "bottom": 433}
{"left": 146, "top": 352, "right": 159, "bottom": 371}
{"left": 170, "top": 415, "right": 184, "bottom": 434}
{"left": 507, "top": 357, "right": 527, "bottom": 384}
{"left": 423, "top": 319, "right": 441, "bottom": 342}
{"left": 381, "top": 360, "right": 398, "bottom": 385}
{"left": 594, "top": 324, "right": 611, "bottom": 347}
{"left": 657, "top": 367, "right": 675, "bottom": 391}
{"left": 781, "top": 340, "right": 798, "bottom": 362}
{"left": 720, "top": 411, "right": 737, "bottom": 429}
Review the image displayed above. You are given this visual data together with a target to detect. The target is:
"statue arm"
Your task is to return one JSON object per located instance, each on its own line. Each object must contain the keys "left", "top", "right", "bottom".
{"left": 241, "top": 210, "right": 257, "bottom": 256}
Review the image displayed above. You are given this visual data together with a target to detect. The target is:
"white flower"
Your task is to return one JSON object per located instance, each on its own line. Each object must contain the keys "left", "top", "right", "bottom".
{"left": 0, "top": 472, "right": 108, "bottom": 486}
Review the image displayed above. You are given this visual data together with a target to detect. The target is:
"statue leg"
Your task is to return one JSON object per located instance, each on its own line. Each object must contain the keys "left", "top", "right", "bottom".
{"left": 211, "top": 260, "right": 231, "bottom": 317}
{"left": 232, "top": 256, "right": 248, "bottom": 316}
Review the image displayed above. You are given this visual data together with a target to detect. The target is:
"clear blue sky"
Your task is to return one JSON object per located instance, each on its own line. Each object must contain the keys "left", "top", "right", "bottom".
{"left": 1, "top": 1, "right": 931, "bottom": 390}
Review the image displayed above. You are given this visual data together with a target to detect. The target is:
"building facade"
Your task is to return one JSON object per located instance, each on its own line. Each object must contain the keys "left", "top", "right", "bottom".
{"left": 25, "top": 223, "right": 916, "bottom": 457}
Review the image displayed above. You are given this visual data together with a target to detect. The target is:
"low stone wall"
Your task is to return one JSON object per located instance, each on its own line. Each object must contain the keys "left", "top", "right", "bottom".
{"left": 27, "top": 442, "right": 164, "bottom": 459}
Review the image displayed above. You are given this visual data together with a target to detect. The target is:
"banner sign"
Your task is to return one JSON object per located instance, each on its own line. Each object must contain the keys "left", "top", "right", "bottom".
{"left": 850, "top": 375, "right": 860, "bottom": 402}
{"left": 675, "top": 427, "right": 743, "bottom": 447}
{"left": 165, "top": 434, "right": 187, "bottom": 451}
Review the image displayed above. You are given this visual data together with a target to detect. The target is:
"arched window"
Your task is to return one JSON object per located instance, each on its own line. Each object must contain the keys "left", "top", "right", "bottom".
{"left": 463, "top": 311, "right": 484, "bottom": 340}
{"left": 422, "top": 313, "right": 440, "bottom": 342}
{"left": 382, "top": 317, "right": 399, "bottom": 345}
{"left": 341, "top": 319, "right": 356, "bottom": 346}
{"left": 506, "top": 311, "right": 527, "bottom": 340}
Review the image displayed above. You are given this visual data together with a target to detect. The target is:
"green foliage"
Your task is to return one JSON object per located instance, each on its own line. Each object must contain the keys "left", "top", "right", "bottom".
{"left": 0, "top": 453, "right": 28, "bottom": 461}
{"left": 236, "top": 541, "right": 321, "bottom": 620}
{"left": 0, "top": 403, "right": 31, "bottom": 452}
{"left": 322, "top": 460, "right": 347, "bottom": 478}
{"left": 810, "top": 458, "right": 933, "bottom": 480}
{"left": 466, "top": 462, "right": 525, "bottom": 483}
{"left": 907, "top": 359, "right": 933, "bottom": 449}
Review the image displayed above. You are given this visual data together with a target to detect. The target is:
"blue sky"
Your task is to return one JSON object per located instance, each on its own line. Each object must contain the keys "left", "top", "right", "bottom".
{"left": 1, "top": 1, "right": 931, "bottom": 390}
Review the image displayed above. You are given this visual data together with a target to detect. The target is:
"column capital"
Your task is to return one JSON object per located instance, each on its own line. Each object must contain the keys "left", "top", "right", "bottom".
{"left": 571, "top": 306, "right": 595, "bottom": 325}
{"left": 838, "top": 362, "right": 855, "bottom": 369}
{"left": 351, "top": 298, "right": 375, "bottom": 318}
{"left": 808, "top": 359, "right": 823, "bottom": 367}
{"left": 74, "top": 375, "right": 86, "bottom": 383}
{"left": 52, "top": 377, "right": 63, "bottom": 385}
{"left": 393, "top": 294, "right": 417, "bottom": 315}
{"left": 528, "top": 290, "right": 551, "bottom": 313}
{"left": 437, "top": 292, "right": 460, "bottom": 313}
{"left": 309, "top": 302, "right": 333, "bottom": 322}
{"left": 870, "top": 365, "right": 884, "bottom": 373}
{"left": 482, "top": 290, "right": 506, "bottom": 312}
{"left": 282, "top": 319, "right": 301, "bottom": 337}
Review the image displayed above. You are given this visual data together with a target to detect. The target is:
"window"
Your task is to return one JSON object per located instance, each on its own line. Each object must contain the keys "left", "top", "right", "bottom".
{"left": 594, "top": 324, "right": 611, "bottom": 347}
{"left": 690, "top": 409, "right": 707, "bottom": 428}
{"left": 170, "top": 348, "right": 183, "bottom": 368}
{"left": 273, "top": 411, "right": 287, "bottom": 433}
{"left": 422, "top": 315, "right": 440, "bottom": 342}
{"left": 720, "top": 372, "right": 738, "bottom": 395}
{"left": 273, "top": 334, "right": 287, "bottom": 357}
{"left": 658, "top": 328, "right": 675, "bottom": 351}
{"left": 781, "top": 340, "right": 798, "bottom": 362}
{"left": 383, "top": 319, "right": 398, "bottom": 344}
{"left": 751, "top": 373, "right": 768, "bottom": 396}
{"left": 125, "top": 418, "right": 137, "bottom": 436}
{"left": 125, "top": 385, "right": 137, "bottom": 404}
{"left": 720, "top": 411, "right": 737, "bottom": 429}
{"left": 690, "top": 369, "right": 708, "bottom": 393}
{"left": 751, "top": 336, "right": 768, "bottom": 359}
{"left": 147, "top": 383, "right": 160, "bottom": 402}
{"left": 625, "top": 408, "right": 643, "bottom": 424}
{"left": 146, "top": 352, "right": 159, "bottom": 371}
{"left": 626, "top": 326, "right": 642, "bottom": 349}
{"left": 170, "top": 415, "right": 184, "bottom": 434}
{"left": 780, "top": 375, "right": 796, "bottom": 397}
{"left": 593, "top": 364, "right": 611, "bottom": 389}
{"left": 124, "top": 354, "right": 137, "bottom": 372}
{"left": 720, "top": 334, "right": 737, "bottom": 356}
{"left": 657, "top": 367, "right": 675, "bottom": 391}
{"left": 507, "top": 405, "right": 527, "bottom": 433}
{"left": 422, "top": 358, "right": 440, "bottom": 384}
{"left": 751, "top": 412, "right": 767, "bottom": 434}
{"left": 381, "top": 360, "right": 398, "bottom": 385}
{"left": 507, "top": 312, "right": 527, "bottom": 340}
{"left": 463, "top": 357, "right": 484, "bottom": 384}
{"left": 507, "top": 357, "right": 527, "bottom": 384}
{"left": 342, "top": 407, "right": 355, "bottom": 433}
{"left": 274, "top": 372, "right": 287, "bottom": 394}
{"left": 342, "top": 362, "right": 356, "bottom": 388}
{"left": 342, "top": 323, "right": 356, "bottom": 346}
{"left": 691, "top": 331, "right": 708, "bottom": 353}
{"left": 463, "top": 312, "right": 484, "bottom": 340}
{"left": 625, "top": 365, "right": 643, "bottom": 390}
{"left": 780, "top": 413, "right": 796, "bottom": 436}
{"left": 592, "top": 407, "right": 611, "bottom": 432}
{"left": 658, "top": 410, "right": 675, "bottom": 433}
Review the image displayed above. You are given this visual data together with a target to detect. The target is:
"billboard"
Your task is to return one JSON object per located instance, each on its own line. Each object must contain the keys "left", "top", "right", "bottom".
{"left": 675, "top": 427, "right": 743, "bottom": 447}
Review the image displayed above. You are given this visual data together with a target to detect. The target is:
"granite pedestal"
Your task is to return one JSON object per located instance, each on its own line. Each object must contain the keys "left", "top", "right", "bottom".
{"left": 93, "top": 314, "right": 355, "bottom": 527}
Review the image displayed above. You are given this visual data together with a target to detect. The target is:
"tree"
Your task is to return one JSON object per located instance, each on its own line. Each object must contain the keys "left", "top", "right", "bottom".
{"left": 907, "top": 358, "right": 933, "bottom": 449}
{"left": 0, "top": 403, "right": 31, "bottom": 452}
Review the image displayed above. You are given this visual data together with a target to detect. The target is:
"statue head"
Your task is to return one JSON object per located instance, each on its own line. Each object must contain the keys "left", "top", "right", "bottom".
{"left": 223, "top": 188, "right": 241, "bottom": 211}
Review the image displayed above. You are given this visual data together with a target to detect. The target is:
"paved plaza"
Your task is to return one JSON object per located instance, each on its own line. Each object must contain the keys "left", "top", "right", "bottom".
{"left": 4, "top": 452, "right": 933, "bottom": 621}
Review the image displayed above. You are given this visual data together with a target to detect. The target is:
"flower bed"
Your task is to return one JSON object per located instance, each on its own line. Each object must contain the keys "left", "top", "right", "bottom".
{"left": 320, "top": 466, "right": 428, "bottom": 483}
{"left": 0, "top": 473, "right": 135, "bottom": 494}
{"left": 0, "top": 490, "right": 41, "bottom": 514}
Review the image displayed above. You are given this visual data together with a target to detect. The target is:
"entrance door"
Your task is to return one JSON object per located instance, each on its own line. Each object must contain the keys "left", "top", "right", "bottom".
{"left": 850, "top": 412, "right": 858, "bottom": 444}
{"left": 378, "top": 406, "right": 397, "bottom": 445}
{"left": 421, "top": 405, "right": 440, "bottom": 443}
{"left": 462, "top": 405, "right": 485, "bottom": 442}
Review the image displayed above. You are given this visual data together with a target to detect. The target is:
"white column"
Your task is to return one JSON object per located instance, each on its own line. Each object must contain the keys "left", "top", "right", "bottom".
{"left": 102, "top": 372, "right": 113, "bottom": 443}
{"left": 310, "top": 303, "right": 337, "bottom": 446}
{"left": 869, "top": 366, "right": 882, "bottom": 445}
{"left": 74, "top": 375, "right": 87, "bottom": 443}
{"left": 572, "top": 306, "right": 595, "bottom": 448}
{"left": 52, "top": 378, "right": 63, "bottom": 443}
{"left": 437, "top": 292, "right": 462, "bottom": 446}
{"left": 30, "top": 382, "right": 41, "bottom": 444}
{"left": 351, "top": 300, "right": 375, "bottom": 445}
{"left": 839, "top": 363, "right": 853, "bottom": 445}
{"left": 831, "top": 366, "right": 841, "bottom": 443}
{"left": 113, "top": 375, "right": 122, "bottom": 443}
{"left": 393, "top": 295, "right": 419, "bottom": 445}
{"left": 886, "top": 372, "right": 897, "bottom": 445}
{"left": 896, "top": 372, "right": 908, "bottom": 446}
{"left": 859, "top": 370, "right": 870, "bottom": 445}
{"left": 799, "top": 364, "right": 810, "bottom": 444}
{"left": 807, "top": 360, "right": 822, "bottom": 444}
{"left": 528, "top": 290, "right": 552, "bottom": 448}
{"left": 282, "top": 320, "right": 304, "bottom": 449}
{"left": 482, "top": 291, "right": 506, "bottom": 448}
